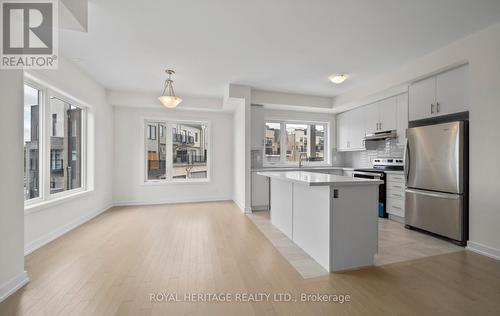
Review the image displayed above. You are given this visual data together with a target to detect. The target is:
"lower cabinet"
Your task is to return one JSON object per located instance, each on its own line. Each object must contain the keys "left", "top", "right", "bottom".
{"left": 386, "top": 173, "right": 405, "bottom": 218}
{"left": 251, "top": 172, "right": 269, "bottom": 210}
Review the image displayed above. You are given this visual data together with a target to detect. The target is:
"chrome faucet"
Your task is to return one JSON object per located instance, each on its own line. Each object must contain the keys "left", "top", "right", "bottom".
{"left": 299, "top": 152, "right": 308, "bottom": 168}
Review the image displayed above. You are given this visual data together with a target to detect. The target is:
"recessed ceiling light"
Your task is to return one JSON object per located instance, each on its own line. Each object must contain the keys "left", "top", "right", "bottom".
{"left": 329, "top": 74, "right": 348, "bottom": 84}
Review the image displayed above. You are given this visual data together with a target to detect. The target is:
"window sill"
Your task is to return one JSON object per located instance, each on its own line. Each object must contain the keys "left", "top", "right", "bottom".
{"left": 141, "top": 178, "right": 211, "bottom": 186}
{"left": 24, "top": 189, "right": 94, "bottom": 215}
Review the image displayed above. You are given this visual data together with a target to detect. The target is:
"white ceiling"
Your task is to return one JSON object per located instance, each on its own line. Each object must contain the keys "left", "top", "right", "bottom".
{"left": 61, "top": 0, "right": 500, "bottom": 98}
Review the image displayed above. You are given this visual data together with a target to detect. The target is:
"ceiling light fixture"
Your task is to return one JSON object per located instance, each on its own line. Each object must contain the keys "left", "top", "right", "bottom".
{"left": 329, "top": 74, "right": 349, "bottom": 84}
{"left": 159, "top": 69, "right": 182, "bottom": 108}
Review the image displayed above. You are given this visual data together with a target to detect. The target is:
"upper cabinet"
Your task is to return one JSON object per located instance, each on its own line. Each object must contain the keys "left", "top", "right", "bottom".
{"left": 251, "top": 105, "right": 265, "bottom": 148}
{"left": 409, "top": 64, "right": 469, "bottom": 121}
{"left": 396, "top": 93, "right": 408, "bottom": 146}
{"left": 336, "top": 107, "right": 365, "bottom": 151}
{"left": 364, "top": 96, "right": 398, "bottom": 134}
{"left": 378, "top": 97, "right": 398, "bottom": 132}
{"left": 435, "top": 65, "right": 469, "bottom": 116}
{"left": 337, "top": 93, "right": 408, "bottom": 152}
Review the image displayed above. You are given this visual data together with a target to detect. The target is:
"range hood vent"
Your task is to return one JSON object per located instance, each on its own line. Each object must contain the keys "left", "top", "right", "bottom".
{"left": 364, "top": 130, "right": 398, "bottom": 141}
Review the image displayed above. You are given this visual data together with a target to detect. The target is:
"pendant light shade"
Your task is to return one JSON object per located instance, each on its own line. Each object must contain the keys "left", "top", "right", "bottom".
{"left": 159, "top": 69, "right": 182, "bottom": 108}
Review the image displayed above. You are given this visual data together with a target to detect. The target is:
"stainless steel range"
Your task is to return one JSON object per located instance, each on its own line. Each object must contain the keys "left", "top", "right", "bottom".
{"left": 354, "top": 158, "right": 404, "bottom": 218}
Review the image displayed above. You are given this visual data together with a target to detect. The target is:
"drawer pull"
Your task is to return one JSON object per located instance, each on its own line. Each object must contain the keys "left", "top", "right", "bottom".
{"left": 392, "top": 193, "right": 403, "bottom": 198}
{"left": 391, "top": 185, "right": 403, "bottom": 189}
{"left": 392, "top": 206, "right": 402, "bottom": 210}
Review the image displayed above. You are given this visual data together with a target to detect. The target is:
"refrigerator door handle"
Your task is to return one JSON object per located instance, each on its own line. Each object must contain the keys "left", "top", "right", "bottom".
{"left": 405, "top": 188, "right": 461, "bottom": 200}
{"left": 404, "top": 138, "right": 410, "bottom": 184}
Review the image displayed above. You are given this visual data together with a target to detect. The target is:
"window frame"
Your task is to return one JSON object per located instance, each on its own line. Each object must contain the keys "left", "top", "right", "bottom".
{"left": 263, "top": 119, "right": 330, "bottom": 167}
{"left": 23, "top": 81, "right": 44, "bottom": 206}
{"left": 24, "top": 77, "right": 89, "bottom": 212}
{"left": 142, "top": 117, "right": 211, "bottom": 185}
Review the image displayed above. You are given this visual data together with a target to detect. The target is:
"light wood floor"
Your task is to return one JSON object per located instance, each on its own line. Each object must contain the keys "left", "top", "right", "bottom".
{"left": 1, "top": 201, "right": 499, "bottom": 315}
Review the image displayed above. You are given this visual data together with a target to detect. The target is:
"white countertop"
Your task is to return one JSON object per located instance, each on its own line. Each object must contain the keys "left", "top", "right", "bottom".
{"left": 257, "top": 171, "right": 383, "bottom": 187}
{"left": 252, "top": 166, "right": 354, "bottom": 172}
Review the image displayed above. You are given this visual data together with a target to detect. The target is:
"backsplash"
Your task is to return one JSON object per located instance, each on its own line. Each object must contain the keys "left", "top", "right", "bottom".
{"left": 344, "top": 139, "right": 404, "bottom": 168}
{"left": 251, "top": 140, "right": 402, "bottom": 169}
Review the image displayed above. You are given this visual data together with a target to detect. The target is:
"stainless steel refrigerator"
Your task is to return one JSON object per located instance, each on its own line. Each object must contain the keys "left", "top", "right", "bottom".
{"left": 404, "top": 121, "right": 467, "bottom": 244}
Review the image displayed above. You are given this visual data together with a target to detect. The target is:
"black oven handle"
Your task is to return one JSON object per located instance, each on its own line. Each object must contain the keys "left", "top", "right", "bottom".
{"left": 353, "top": 171, "right": 382, "bottom": 178}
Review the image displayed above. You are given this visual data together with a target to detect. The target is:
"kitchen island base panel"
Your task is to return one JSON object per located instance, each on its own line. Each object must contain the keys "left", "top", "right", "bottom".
{"left": 267, "top": 175, "right": 380, "bottom": 272}
{"left": 293, "top": 184, "right": 331, "bottom": 270}
{"left": 329, "top": 184, "right": 379, "bottom": 272}
{"left": 270, "top": 179, "right": 293, "bottom": 239}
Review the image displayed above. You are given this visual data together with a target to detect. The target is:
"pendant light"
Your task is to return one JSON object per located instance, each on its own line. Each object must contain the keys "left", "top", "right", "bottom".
{"left": 158, "top": 69, "right": 182, "bottom": 108}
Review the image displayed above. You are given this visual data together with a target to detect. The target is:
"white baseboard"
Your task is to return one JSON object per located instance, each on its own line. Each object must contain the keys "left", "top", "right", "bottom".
{"left": 0, "top": 271, "right": 29, "bottom": 303}
{"left": 24, "top": 203, "right": 113, "bottom": 256}
{"left": 113, "top": 196, "right": 232, "bottom": 207}
{"left": 233, "top": 199, "right": 245, "bottom": 212}
{"left": 466, "top": 241, "right": 500, "bottom": 261}
{"left": 388, "top": 214, "right": 405, "bottom": 224}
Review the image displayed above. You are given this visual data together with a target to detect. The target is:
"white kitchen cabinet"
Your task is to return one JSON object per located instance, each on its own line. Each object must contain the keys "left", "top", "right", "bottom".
{"left": 251, "top": 105, "right": 265, "bottom": 148}
{"left": 409, "top": 76, "right": 436, "bottom": 121}
{"left": 350, "top": 107, "right": 366, "bottom": 150}
{"left": 396, "top": 93, "right": 408, "bottom": 146}
{"left": 409, "top": 64, "right": 469, "bottom": 121}
{"left": 363, "top": 96, "right": 397, "bottom": 134}
{"left": 336, "top": 107, "right": 365, "bottom": 151}
{"left": 435, "top": 65, "right": 469, "bottom": 116}
{"left": 386, "top": 173, "right": 405, "bottom": 218}
{"left": 251, "top": 172, "right": 269, "bottom": 210}
{"left": 336, "top": 111, "right": 349, "bottom": 151}
{"left": 363, "top": 103, "right": 379, "bottom": 135}
{"left": 378, "top": 97, "right": 398, "bottom": 132}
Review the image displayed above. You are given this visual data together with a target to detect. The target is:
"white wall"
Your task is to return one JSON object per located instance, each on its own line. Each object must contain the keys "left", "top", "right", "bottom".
{"left": 113, "top": 107, "right": 233, "bottom": 205}
{"left": 334, "top": 22, "right": 500, "bottom": 258}
{"left": 24, "top": 56, "right": 114, "bottom": 252}
{"left": 233, "top": 102, "right": 247, "bottom": 210}
{"left": 0, "top": 70, "right": 28, "bottom": 300}
{"left": 225, "top": 84, "right": 252, "bottom": 212}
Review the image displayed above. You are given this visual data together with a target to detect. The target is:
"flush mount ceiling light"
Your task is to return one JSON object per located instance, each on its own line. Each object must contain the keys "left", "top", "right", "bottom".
{"left": 158, "top": 69, "right": 182, "bottom": 108}
{"left": 329, "top": 74, "right": 349, "bottom": 84}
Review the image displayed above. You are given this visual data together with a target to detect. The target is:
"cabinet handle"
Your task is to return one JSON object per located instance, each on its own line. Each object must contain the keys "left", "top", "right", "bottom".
{"left": 392, "top": 206, "right": 402, "bottom": 210}
{"left": 392, "top": 193, "right": 402, "bottom": 198}
{"left": 380, "top": 122, "right": 383, "bottom": 130}
{"left": 430, "top": 103, "right": 434, "bottom": 114}
{"left": 436, "top": 102, "right": 440, "bottom": 113}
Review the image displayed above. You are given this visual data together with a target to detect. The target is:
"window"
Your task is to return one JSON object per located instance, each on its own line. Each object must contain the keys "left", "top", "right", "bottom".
{"left": 147, "top": 124, "right": 157, "bottom": 140}
{"left": 264, "top": 120, "right": 328, "bottom": 165}
{"left": 264, "top": 122, "right": 281, "bottom": 163}
{"left": 172, "top": 123, "right": 208, "bottom": 180}
{"left": 285, "top": 123, "right": 308, "bottom": 163}
{"left": 23, "top": 81, "right": 88, "bottom": 207}
{"left": 49, "top": 97, "right": 83, "bottom": 194}
{"left": 145, "top": 121, "right": 167, "bottom": 180}
{"left": 24, "top": 84, "right": 41, "bottom": 200}
{"left": 145, "top": 120, "right": 209, "bottom": 182}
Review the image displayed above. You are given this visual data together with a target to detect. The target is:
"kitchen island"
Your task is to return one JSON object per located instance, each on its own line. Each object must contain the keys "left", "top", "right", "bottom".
{"left": 257, "top": 171, "right": 382, "bottom": 272}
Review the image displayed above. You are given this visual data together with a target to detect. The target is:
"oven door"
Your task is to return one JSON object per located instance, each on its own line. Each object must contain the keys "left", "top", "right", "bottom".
{"left": 354, "top": 171, "right": 386, "bottom": 218}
